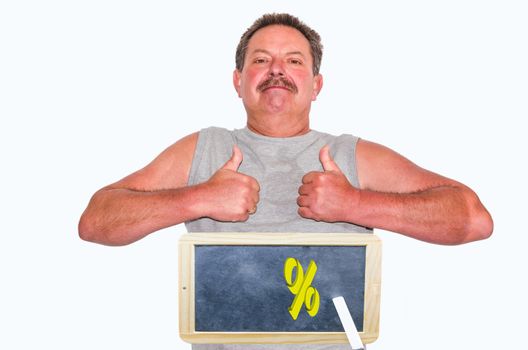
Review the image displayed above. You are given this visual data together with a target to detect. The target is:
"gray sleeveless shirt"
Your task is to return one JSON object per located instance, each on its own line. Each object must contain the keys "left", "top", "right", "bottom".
{"left": 186, "top": 126, "right": 372, "bottom": 234}
{"left": 185, "top": 127, "right": 371, "bottom": 350}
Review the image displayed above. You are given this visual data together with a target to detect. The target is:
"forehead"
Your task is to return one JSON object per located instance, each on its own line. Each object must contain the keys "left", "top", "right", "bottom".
{"left": 247, "top": 25, "right": 312, "bottom": 56}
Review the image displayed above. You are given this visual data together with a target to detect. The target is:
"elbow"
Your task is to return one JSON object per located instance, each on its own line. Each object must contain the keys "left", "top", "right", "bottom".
{"left": 439, "top": 187, "right": 493, "bottom": 245}
{"left": 78, "top": 210, "right": 125, "bottom": 246}
{"left": 78, "top": 191, "right": 107, "bottom": 244}
{"left": 441, "top": 215, "right": 492, "bottom": 246}
{"left": 78, "top": 211, "right": 104, "bottom": 244}
{"left": 78, "top": 215, "right": 141, "bottom": 246}
{"left": 78, "top": 190, "right": 132, "bottom": 246}
{"left": 459, "top": 192, "right": 494, "bottom": 244}
{"left": 466, "top": 208, "right": 494, "bottom": 243}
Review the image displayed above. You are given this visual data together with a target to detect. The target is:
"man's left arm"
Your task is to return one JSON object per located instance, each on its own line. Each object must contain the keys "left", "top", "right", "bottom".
{"left": 297, "top": 141, "right": 493, "bottom": 245}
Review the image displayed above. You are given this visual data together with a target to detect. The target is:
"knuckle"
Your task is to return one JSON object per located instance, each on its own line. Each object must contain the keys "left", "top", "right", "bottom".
{"left": 314, "top": 186, "right": 324, "bottom": 196}
{"left": 251, "top": 178, "right": 260, "bottom": 190}
{"left": 243, "top": 197, "right": 252, "bottom": 207}
{"left": 316, "top": 174, "right": 327, "bottom": 185}
{"left": 240, "top": 175, "right": 250, "bottom": 184}
{"left": 302, "top": 172, "right": 314, "bottom": 183}
{"left": 238, "top": 185, "right": 252, "bottom": 198}
{"left": 298, "top": 207, "right": 307, "bottom": 218}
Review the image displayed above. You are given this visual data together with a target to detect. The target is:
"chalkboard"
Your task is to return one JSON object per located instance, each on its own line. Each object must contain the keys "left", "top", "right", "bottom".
{"left": 179, "top": 233, "right": 381, "bottom": 344}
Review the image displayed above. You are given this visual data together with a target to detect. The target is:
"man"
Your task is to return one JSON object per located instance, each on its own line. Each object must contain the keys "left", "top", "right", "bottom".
{"left": 79, "top": 13, "right": 493, "bottom": 349}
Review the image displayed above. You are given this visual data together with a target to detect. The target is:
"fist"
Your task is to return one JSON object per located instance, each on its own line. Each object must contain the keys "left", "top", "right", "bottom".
{"left": 201, "top": 145, "right": 260, "bottom": 222}
{"left": 297, "top": 145, "right": 359, "bottom": 222}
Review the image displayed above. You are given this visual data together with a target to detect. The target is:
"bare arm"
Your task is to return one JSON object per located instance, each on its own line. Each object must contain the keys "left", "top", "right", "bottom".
{"left": 297, "top": 141, "right": 493, "bottom": 245}
{"left": 78, "top": 133, "right": 259, "bottom": 246}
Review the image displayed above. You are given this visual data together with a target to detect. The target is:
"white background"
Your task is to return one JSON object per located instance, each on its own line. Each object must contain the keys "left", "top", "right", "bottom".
{"left": 1, "top": 1, "right": 527, "bottom": 349}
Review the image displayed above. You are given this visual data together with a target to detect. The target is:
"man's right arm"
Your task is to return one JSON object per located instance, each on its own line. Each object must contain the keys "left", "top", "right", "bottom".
{"left": 78, "top": 133, "right": 259, "bottom": 246}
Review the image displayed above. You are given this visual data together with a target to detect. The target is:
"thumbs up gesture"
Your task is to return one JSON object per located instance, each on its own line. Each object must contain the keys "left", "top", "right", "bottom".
{"left": 201, "top": 145, "right": 260, "bottom": 222}
{"left": 297, "top": 145, "right": 359, "bottom": 222}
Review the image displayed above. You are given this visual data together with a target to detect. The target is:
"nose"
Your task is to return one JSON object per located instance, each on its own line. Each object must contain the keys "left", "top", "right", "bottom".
{"left": 269, "top": 59, "right": 285, "bottom": 76}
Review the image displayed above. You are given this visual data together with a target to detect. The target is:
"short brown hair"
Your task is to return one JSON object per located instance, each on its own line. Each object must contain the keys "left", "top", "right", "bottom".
{"left": 235, "top": 13, "right": 323, "bottom": 75}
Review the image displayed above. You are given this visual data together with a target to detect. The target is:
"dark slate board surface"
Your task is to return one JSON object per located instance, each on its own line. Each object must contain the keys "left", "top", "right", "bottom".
{"left": 195, "top": 245, "right": 365, "bottom": 332}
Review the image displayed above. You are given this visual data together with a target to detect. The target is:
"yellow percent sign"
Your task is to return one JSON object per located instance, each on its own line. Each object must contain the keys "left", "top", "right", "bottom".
{"left": 283, "top": 257, "right": 320, "bottom": 320}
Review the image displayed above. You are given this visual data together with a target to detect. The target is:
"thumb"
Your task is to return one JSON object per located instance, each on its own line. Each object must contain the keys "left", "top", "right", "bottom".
{"left": 319, "top": 145, "right": 341, "bottom": 172}
{"left": 222, "top": 145, "right": 243, "bottom": 171}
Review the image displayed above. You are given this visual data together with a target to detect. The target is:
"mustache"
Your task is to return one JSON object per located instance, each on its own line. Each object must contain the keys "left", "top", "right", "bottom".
{"left": 256, "top": 76, "right": 298, "bottom": 93}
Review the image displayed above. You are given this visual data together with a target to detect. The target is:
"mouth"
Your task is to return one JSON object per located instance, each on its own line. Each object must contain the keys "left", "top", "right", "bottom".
{"left": 257, "top": 77, "right": 298, "bottom": 93}
{"left": 261, "top": 85, "right": 292, "bottom": 92}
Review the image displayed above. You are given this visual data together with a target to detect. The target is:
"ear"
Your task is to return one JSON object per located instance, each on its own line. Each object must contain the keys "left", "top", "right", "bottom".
{"left": 311, "top": 74, "right": 323, "bottom": 101}
{"left": 233, "top": 69, "right": 242, "bottom": 98}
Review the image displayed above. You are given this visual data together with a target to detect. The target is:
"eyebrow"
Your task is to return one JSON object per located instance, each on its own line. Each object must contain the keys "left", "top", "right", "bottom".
{"left": 250, "top": 49, "right": 306, "bottom": 57}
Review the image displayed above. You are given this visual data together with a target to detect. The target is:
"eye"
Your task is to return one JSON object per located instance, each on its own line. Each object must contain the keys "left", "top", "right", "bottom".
{"left": 254, "top": 57, "right": 268, "bottom": 64}
{"left": 288, "top": 58, "right": 303, "bottom": 65}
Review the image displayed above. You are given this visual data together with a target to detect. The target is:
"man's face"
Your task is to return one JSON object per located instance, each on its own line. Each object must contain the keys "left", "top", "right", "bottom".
{"left": 233, "top": 25, "right": 323, "bottom": 123}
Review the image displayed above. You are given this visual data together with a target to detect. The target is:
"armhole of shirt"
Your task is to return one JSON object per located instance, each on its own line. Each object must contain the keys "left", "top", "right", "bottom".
{"left": 187, "top": 127, "right": 211, "bottom": 186}
{"left": 331, "top": 133, "right": 360, "bottom": 188}
{"left": 351, "top": 136, "right": 361, "bottom": 188}
{"left": 187, "top": 127, "right": 236, "bottom": 186}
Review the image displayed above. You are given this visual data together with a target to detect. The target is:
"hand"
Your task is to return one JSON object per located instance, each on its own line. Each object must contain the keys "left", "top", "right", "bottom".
{"left": 201, "top": 145, "right": 260, "bottom": 222}
{"left": 297, "top": 145, "right": 359, "bottom": 222}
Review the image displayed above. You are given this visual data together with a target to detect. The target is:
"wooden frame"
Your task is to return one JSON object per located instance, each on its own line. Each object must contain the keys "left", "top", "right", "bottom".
{"left": 179, "top": 232, "right": 381, "bottom": 344}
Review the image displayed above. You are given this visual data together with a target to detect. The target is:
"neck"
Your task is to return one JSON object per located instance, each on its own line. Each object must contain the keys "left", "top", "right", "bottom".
{"left": 245, "top": 105, "right": 312, "bottom": 137}
{"left": 246, "top": 115, "right": 310, "bottom": 137}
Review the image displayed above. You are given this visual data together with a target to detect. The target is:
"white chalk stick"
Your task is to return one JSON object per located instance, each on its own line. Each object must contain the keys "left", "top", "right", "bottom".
{"left": 332, "top": 296, "right": 364, "bottom": 350}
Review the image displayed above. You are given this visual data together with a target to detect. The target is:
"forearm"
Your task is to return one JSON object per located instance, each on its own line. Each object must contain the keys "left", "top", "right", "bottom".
{"left": 78, "top": 185, "right": 207, "bottom": 246}
{"left": 349, "top": 185, "right": 493, "bottom": 245}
